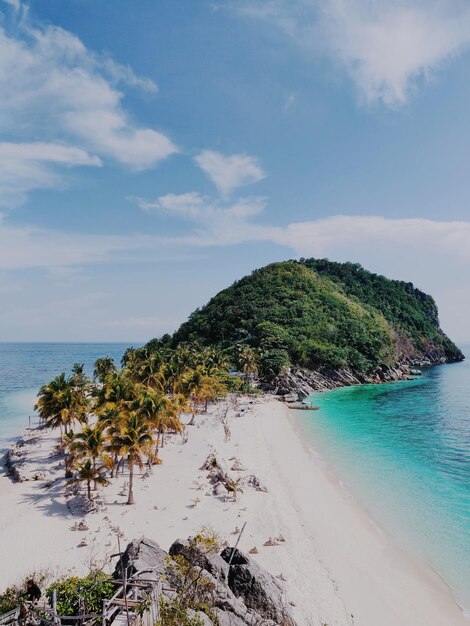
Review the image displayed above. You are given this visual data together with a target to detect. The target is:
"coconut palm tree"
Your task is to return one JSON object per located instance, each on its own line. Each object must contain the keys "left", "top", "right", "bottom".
{"left": 71, "top": 363, "right": 90, "bottom": 392}
{"left": 237, "top": 345, "right": 259, "bottom": 384}
{"left": 71, "top": 425, "right": 106, "bottom": 489}
{"left": 133, "top": 388, "right": 183, "bottom": 462}
{"left": 36, "top": 373, "right": 88, "bottom": 434}
{"left": 61, "top": 430, "right": 77, "bottom": 478}
{"left": 112, "top": 413, "right": 153, "bottom": 504}
{"left": 134, "top": 351, "right": 166, "bottom": 390}
{"left": 93, "top": 356, "right": 116, "bottom": 384}
{"left": 67, "top": 459, "right": 109, "bottom": 500}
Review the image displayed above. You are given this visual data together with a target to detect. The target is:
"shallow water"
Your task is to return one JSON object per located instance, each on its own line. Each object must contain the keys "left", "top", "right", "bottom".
{"left": 299, "top": 356, "right": 470, "bottom": 612}
{"left": 0, "top": 343, "right": 134, "bottom": 447}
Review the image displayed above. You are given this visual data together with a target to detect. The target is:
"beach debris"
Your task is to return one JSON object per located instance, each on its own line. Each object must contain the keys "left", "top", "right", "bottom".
{"left": 275, "top": 534, "right": 286, "bottom": 543}
{"left": 249, "top": 546, "right": 259, "bottom": 554}
{"left": 263, "top": 538, "right": 279, "bottom": 547}
{"left": 231, "top": 526, "right": 241, "bottom": 535}
{"left": 276, "top": 573, "right": 287, "bottom": 582}
{"left": 66, "top": 494, "right": 96, "bottom": 516}
{"left": 230, "top": 458, "right": 247, "bottom": 472}
{"left": 238, "top": 474, "right": 268, "bottom": 493}
{"left": 213, "top": 483, "right": 229, "bottom": 498}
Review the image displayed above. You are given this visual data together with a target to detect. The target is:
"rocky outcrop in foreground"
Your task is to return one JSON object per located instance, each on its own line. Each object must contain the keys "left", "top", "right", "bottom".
{"left": 115, "top": 536, "right": 296, "bottom": 626}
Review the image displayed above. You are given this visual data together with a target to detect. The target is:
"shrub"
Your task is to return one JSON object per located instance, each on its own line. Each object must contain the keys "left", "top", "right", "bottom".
{"left": 46, "top": 571, "right": 114, "bottom": 617}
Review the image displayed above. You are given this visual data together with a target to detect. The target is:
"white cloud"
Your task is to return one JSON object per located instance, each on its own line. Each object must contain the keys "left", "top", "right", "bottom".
{"left": 284, "top": 92, "right": 297, "bottom": 111}
{"left": 135, "top": 192, "right": 270, "bottom": 245}
{"left": 2, "top": 0, "right": 20, "bottom": 10}
{"left": 0, "top": 142, "right": 101, "bottom": 206}
{"left": 235, "top": 0, "right": 470, "bottom": 105}
{"left": 4, "top": 208, "right": 470, "bottom": 339}
{"left": 273, "top": 215, "right": 470, "bottom": 261}
{"left": 0, "top": 7, "right": 176, "bottom": 188}
{"left": 194, "top": 150, "right": 266, "bottom": 196}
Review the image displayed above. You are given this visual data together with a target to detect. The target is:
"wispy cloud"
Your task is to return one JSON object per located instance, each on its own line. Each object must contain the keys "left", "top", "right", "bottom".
{"left": 234, "top": 0, "right": 470, "bottom": 105}
{"left": 283, "top": 92, "right": 297, "bottom": 111}
{"left": 135, "top": 192, "right": 271, "bottom": 245}
{"left": 0, "top": 142, "right": 101, "bottom": 207}
{"left": 0, "top": 2, "right": 176, "bottom": 205}
{"left": 194, "top": 150, "right": 266, "bottom": 196}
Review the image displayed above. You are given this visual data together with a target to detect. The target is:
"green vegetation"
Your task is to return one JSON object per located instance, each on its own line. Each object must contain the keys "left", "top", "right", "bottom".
{"left": 301, "top": 258, "right": 463, "bottom": 360}
{"left": 36, "top": 344, "right": 234, "bottom": 505}
{"left": 46, "top": 571, "right": 114, "bottom": 617}
{"left": 172, "top": 259, "right": 462, "bottom": 375}
{"left": 0, "top": 586, "right": 23, "bottom": 614}
{"left": 157, "top": 530, "right": 220, "bottom": 626}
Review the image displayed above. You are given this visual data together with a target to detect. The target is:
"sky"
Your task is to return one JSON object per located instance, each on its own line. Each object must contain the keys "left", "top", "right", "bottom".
{"left": 1, "top": 0, "right": 470, "bottom": 343}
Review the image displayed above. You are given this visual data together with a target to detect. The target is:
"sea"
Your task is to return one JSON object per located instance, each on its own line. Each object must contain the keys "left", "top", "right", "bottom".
{"left": 0, "top": 342, "right": 469, "bottom": 612}
{"left": 299, "top": 351, "right": 470, "bottom": 614}
{"left": 0, "top": 343, "right": 134, "bottom": 447}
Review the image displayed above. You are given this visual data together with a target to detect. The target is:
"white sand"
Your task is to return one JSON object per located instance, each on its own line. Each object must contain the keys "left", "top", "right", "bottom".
{"left": 0, "top": 396, "right": 468, "bottom": 626}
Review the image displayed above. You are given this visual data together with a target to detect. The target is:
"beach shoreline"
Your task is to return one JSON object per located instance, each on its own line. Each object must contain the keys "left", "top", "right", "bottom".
{"left": 0, "top": 395, "right": 468, "bottom": 625}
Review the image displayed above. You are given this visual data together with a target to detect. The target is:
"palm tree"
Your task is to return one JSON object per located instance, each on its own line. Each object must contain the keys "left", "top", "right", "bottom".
{"left": 134, "top": 352, "right": 166, "bottom": 390}
{"left": 93, "top": 356, "right": 116, "bottom": 384}
{"left": 61, "top": 430, "right": 77, "bottom": 478}
{"left": 71, "top": 363, "right": 90, "bottom": 392}
{"left": 182, "top": 367, "right": 227, "bottom": 422}
{"left": 67, "top": 460, "right": 109, "bottom": 500}
{"left": 133, "top": 388, "right": 183, "bottom": 462}
{"left": 36, "top": 373, "right": 88, "bottom": 434}
{"left": 237, "top": 345, "right": 259, "bottom": 384}
{"left": 112, "top": 413, "right": 153, "bottom": 504}
{"left": 71, "top": 425, "right": 106, "bottom": 489}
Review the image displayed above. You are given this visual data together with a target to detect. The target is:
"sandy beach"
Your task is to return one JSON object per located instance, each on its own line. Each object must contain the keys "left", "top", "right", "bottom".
{"left": 0, "top": 395, "right": 468, "bottom": 626}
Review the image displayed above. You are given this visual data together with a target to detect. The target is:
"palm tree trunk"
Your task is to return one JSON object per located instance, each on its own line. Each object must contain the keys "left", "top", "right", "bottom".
{"left": 127, "top": 460, "right": 135, "bottom": 505}
{"left": 93, "top": 457, "right": 97, "bottom": 490}
{"left": 87, "top": 479, "right": 91, "bottom": 500}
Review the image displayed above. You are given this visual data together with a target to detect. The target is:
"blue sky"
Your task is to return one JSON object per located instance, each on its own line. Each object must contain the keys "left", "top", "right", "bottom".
{"left": 2, "top": 0, "right": 470, "bottom": 343}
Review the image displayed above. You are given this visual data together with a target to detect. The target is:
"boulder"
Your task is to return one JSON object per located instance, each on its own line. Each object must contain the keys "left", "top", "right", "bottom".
{"left": 214, "top": 610, "right": 251, "bottom": 626}
{"left": 186, "top": 609, "right": 214, "bottom": 625}
{"left": 220, "top": 549, "right": 293, "bottom": 625}
{"left": 114, "top": 537, "right": 167, "bottom": 580}
{"left": 169, "top": 538, "right": 229, "bottom": 583}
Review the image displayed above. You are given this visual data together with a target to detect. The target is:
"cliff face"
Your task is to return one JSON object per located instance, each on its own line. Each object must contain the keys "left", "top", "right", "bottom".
{"left": 170, "top": 258, "right": 463, "bottom": 390}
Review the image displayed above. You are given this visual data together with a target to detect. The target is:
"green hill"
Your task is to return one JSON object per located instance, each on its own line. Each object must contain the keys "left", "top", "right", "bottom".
{"left": 171, "top": 259, "right": 463, "bottom": 377}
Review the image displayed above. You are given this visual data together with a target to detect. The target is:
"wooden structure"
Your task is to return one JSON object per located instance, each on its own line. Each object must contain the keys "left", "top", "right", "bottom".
{"left": 0, "top": 572, "right": 161, "bottom": 626}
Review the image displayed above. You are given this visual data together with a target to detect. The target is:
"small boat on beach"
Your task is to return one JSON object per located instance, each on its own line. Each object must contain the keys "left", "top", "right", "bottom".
{"left": 286, "top": 404, "right": 320, "bottom": 411}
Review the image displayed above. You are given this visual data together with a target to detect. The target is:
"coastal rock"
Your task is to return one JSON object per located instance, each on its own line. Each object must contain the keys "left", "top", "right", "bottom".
{"left": 116, "top": 537, "right": 297, "bottom": 626}
{"left": 186, "top": 610, "right": 213, "bottom": 626}
{"left": 169, "top": 538, "right": 229, "bottom": 583}
{"left": 266, "top": 360, "right": 422, "bottom": 400}
{"left": 220, "top": 548, "right": 294, "bottom": 625}
{"left": 114, "top": 537, "right": 167, "bottom": 580}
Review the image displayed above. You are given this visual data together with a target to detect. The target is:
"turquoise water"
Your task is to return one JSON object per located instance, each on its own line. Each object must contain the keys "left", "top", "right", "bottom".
{"left": 299, "top": 356, "right": 470, "bottom": 613}
{"left": 0, "top": 343, "right": 135, "bottom": 447}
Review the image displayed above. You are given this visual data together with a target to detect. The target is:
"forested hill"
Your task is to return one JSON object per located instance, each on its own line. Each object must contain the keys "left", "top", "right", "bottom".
{"left": 170, "top": 259, "right": 463, "bottom": 378}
